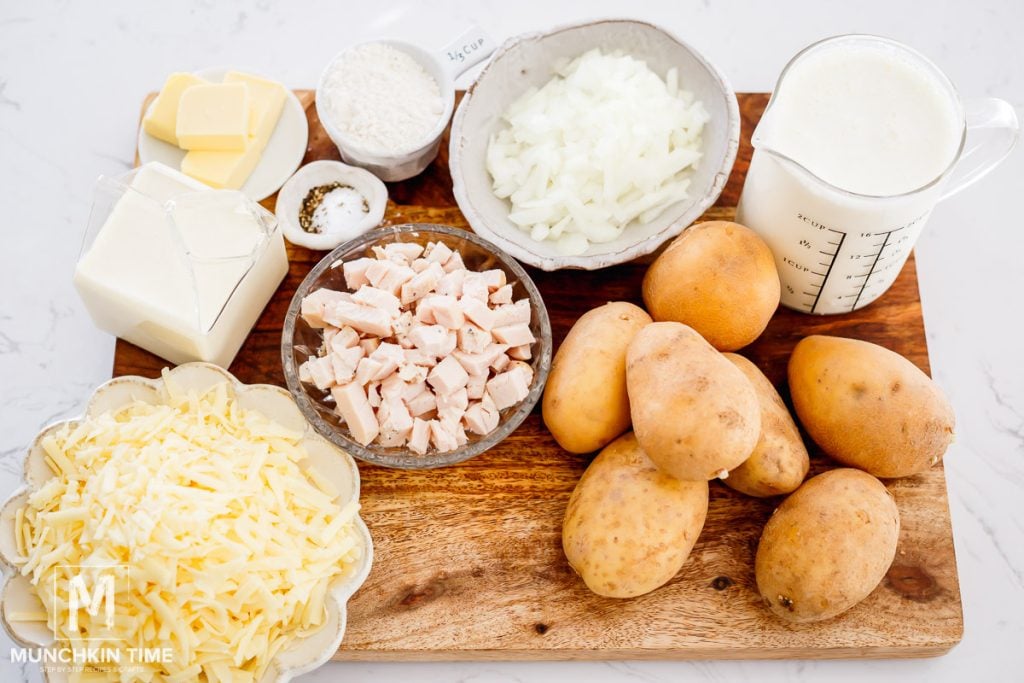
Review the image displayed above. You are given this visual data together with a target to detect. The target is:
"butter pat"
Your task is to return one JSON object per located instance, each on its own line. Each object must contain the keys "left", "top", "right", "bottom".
{"left": 176, "top": 82, "right": 251, "bottom": 151}
{"left": 182, "top": 139, "right": 262, "bottom": 189}
{"left": 225, "top": 70, "right": 287, "bottom": 150}
{"left": 142, "top": 72, "right": 207, "bottom": 145}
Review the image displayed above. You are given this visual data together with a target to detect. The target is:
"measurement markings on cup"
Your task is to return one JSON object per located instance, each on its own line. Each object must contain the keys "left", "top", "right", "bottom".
{"left": 849, "top": 225, "right": 911, "bottom": 312}
{"left": 804, "top": 228, "right": 847, "bottom": 313}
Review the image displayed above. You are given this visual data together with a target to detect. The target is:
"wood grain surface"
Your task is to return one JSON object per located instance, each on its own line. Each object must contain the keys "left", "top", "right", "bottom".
{"left": 118, "top": 92, "right": 963, "bottom": 659}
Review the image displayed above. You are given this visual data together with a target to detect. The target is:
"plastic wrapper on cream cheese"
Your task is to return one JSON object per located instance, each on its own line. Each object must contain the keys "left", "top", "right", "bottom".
{"left": 74, "top": 162, "right": 287, "bottom": 367}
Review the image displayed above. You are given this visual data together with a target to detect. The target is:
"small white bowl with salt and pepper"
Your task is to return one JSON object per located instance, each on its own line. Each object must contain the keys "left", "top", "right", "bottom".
{"left": 276, "top": 160, "right": 388, "bottom": 250}
{"left": 316, "top": 27, "right": 494, "bottom": 181}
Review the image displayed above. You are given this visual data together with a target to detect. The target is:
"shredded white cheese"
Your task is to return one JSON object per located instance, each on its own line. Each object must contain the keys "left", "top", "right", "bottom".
{"left": 13, "top": 373, "right": 363, "bottom": 682}
{"left": 487, "top": 49, "right": 710, "bottom": 255}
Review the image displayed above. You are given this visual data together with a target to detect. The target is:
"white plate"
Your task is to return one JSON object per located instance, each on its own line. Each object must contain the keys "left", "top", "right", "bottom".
{"left": 137, "top": 67, "right": 309, "bottom": 202}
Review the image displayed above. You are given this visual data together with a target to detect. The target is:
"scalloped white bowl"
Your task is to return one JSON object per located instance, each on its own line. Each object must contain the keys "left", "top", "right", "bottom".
{"left": 449, "top": 18, "right": 740, "bottom": 271}
{"left": 0, "top": 363, "right": 373, "bottom": 683}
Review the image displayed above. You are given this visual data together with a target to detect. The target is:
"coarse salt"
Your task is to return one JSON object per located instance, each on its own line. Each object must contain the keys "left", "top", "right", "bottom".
{"left": 322, "top": 43, "right": 444, "bottom": 154}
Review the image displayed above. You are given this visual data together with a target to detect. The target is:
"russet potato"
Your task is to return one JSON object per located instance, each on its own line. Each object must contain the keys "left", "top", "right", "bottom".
{"left": 788, "top": 335, "right": 955, "bottom": 478}
{"left": 722, "top": 353, "right": 809, "bottom": 497}
{"left": 755, "top": 468, "right": 900, "bottom": 623}
{"left": 642, "top": 221, "right": 780, "bottom": 351}
{"left": 562, "top": 432, "right": 709, "bottom": 598}
{"left": 626, "top": 322, "right": 760, "bottom": 481}
{"left": 543, "top": 302, "right": 652, "bottom": 453}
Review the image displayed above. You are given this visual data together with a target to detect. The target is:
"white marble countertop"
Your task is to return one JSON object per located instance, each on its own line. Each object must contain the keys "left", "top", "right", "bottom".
{"left": 1, "top": 0, "right": 1022, "bottom": 681}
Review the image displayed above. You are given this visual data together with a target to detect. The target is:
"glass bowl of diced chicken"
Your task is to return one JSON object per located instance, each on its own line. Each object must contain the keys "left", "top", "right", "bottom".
{"left": 282, "top": 223, "right": 552, "bottom": 469}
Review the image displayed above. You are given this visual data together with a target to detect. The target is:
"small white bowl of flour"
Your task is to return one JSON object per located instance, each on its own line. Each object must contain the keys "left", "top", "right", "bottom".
{"left": 317, "top": 32, "right": 492, "bottom": 181}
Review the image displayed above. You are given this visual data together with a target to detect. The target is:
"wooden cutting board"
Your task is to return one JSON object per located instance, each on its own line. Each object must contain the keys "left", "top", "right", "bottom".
{"left": 117, "top": 92, "right": 963, "bottom": 659}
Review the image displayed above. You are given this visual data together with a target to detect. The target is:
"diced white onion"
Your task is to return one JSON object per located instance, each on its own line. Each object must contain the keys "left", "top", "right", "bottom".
{"left": 486, "top": 49, "right": 709, "bottom": 256}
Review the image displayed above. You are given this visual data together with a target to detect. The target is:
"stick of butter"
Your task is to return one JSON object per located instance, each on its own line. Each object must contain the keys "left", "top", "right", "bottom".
{"left": 176, "top": 83, "right": 251, "bottom": 151}
{"left": 181, "top": 140, "right": 263, "bottom": 190}
{"left": 224, "top": 70, "right": 287, "bottom": 151}
{"left": 143, "top": 72, "right": 207, "bottom": 146}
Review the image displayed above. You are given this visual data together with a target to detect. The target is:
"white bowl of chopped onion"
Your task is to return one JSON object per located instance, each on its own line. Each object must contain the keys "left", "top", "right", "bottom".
{"left": 450, "top": 19, "right": 740, "bottom": 271}
{"left": 0, "top": 363, "right": 373, "bottom": 682}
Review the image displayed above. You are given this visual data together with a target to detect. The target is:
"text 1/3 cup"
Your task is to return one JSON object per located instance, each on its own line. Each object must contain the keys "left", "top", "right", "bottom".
{"left": 316, "top": 26, "right": 494, "bottom": 182}
{"left": 737, "top": 34, "right": 1018, "bottom": 315}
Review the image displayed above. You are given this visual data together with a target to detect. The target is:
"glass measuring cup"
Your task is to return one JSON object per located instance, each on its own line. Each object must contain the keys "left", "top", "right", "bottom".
{"left": 736, "top": 34, "right": 1019, "bottom": 315}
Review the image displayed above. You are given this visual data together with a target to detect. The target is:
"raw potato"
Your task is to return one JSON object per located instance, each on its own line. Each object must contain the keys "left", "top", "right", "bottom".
{"left": 543, "top": 302, "right": 652, "bottom": 453}
{"left": 722, "top": 354, "right": 809, "bottom": 497}
{"left": 562, "top": 432, "right": 709, "bottom": 598}
{"left": 642, "top": 221, "right": 780, "bottom": 351}
{"left": 626, "top": 322, "right": 760, "bottom": 481}
{"left": 788, "top": 335, "right": 955, "bottom": 478}
{"left": 755, "top": 468, "right": 900, "bottom": 623}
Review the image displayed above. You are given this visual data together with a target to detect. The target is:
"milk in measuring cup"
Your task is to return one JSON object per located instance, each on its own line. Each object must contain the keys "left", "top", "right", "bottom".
{"left": 737, "top": 36, "right": 964, "bottom": 314}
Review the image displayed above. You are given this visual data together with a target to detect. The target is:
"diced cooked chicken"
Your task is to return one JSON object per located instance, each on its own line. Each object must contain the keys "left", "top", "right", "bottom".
{"left": 491, "top": 323, "right": 536, "bottom": 347}
{"left": 408, "top": 418, "right": 431, "bottom": 454}
{"left": 489, "top": 284, "right": 513, "bottom": 306}
{"left": 464, "top": 401, "right": 500, "bottom": 435}
{"left": 300, "top": 240, "right": 537, "bottom": 454}
{"left": 369, "top": 342, "right": 405, "bottom": 380}
{"left": 480, "top": 269, "right": 506, "bottom": 290}
{"left": 458, "top": 324, "right": 492, "bottom": 354}
{"left": 486, "top": 367, "right": 531, "bottom": 410}
{"left": 332, "top": 383, "right": 379, "bottom": 446}
{"left": 452, "top": 350, "right": 492, "bottom": 378}
{"left": 459, "top": 296, "right": 496, "bottom": 331}
{"left": 466, "top": 373, "right": 487, "bottom": 400}
{"left": 508, "top": 344, "right": 532, "bottom": 361}
{"left": 343, "top": 258, "right": 374, "bottom": 290}
{"left": 304, "top": 356, "right": 336, "bottom": 391}
{"left": 366, "top": 259, "right": 416, "bottom": 296}
{"left": 408, "top": 324, "right": 456, "bottom": 357}
{"left": 385, "top": 242, "right": 425, "bottom": 263}
{"left": 405, "top": 390, "right": 437, "bottom": 417}
{"left": 442, "top": 250, "right": 465, "bottom": 273}
{"left": 366, "top": 381, "right": 382, "bottom": 408}
{"left": 436, "top": 387, "right": 469, "bottom": 423}
{"left": 324, "top": 300, "right": 393, "bottom": 337}
{"left": 400, "top": 262, "right": 445, "bottom": 305}
{"left": 428, "top": 356, "right": 470, "bottom": 395}
{"left": 352, "top": 286, "right": 402, "bottom": 319}
{"left": 429, "top": 418, "right": 460, "bottom": 451}
{"left": 329, "top": 326, "right": 361, "bottom": 354}
{"left": 330, "top": 345, "right": 364, "bottom": 384}
{"left": 435, "top": 269, "right": 466, "bottom": 298}
{"left": 359, "top": 337, "right": 380, "bottom": 355}
{"left": 492, "top": 299, "right": 532, "bottom": 327}
{"left": 424, "top": 240, "right": 453, "bottom": 265}
{"left": 301, "top": 288, "right": 349, "bottom": 328}
{"left": 355, "top": 357, "right": 383, "bottom": 386}
{"left": 378, "top": 396, "right": 414, "bottom": 446}
{"left": 461, "top": 273, "right": 490, "bottom": 302}
{"left": 419, "top": 295, "right": 464, "bottom": 329}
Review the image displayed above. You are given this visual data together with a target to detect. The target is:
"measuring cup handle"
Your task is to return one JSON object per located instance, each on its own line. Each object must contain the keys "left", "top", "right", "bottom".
{"left": 941, "top": 97, "right": 1019, "bottom": 200}
{"left": 436, "top": 24, "right": 496, "bottom": 82}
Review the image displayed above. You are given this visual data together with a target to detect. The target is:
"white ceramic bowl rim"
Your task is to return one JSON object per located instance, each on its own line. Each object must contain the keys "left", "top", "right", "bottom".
{"left": 449, "top": 17, "right": 741, "bottom": 271}
{"left": 315, "top": 39, "right": 456, "bottom": 159}
{"left": 0, "top": 363, "right": 373, "bottom": 683}
{"left": 276, "top": 160, "right": 389, "bottom": 251}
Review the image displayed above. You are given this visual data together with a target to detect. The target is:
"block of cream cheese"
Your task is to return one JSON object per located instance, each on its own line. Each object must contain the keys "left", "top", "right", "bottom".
{"left": 224, "top": 70, "right": 287, "bottom": 150}
{"left": 142, "top": 72, "right": 207, "bottom": 145}
{"left": 176, "top": 83, "right": 251, "bottom": 151}
{"left": 181, "top": 139, "right": 262, "bottom": 190}
{"left": 74, "top": 162, "right": 287, "bottom": 367}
